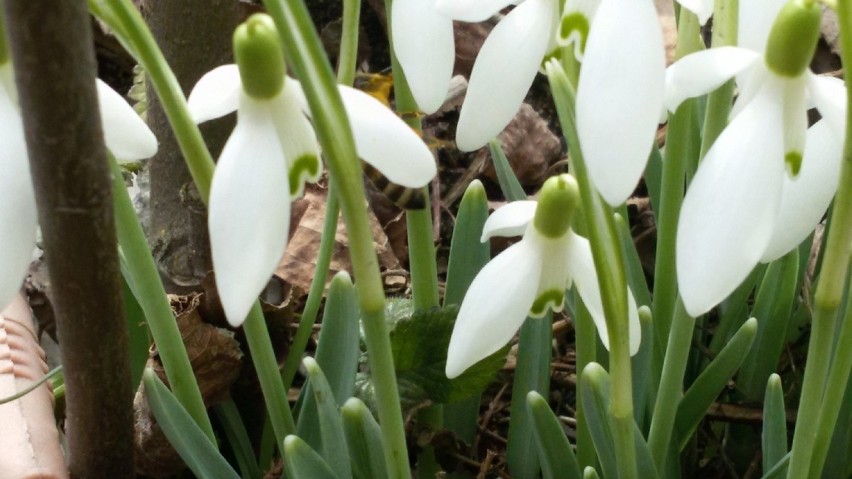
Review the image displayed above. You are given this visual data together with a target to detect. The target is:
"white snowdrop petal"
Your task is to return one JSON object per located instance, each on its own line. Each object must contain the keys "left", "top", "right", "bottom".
{"left": 557, "top": 0, "right": 600, "bottom": 60}
{"left": 0, "top": 87, "right": 37, "bottom": 311}
{"left": 294, "top": 81, "right": 436, "bottom": 188}
{"left": 435, "top": 0, "right": 518, "bottom": 22}
{"left": 762, "top": 120, "right": 843, "bottom": 262}
{"left": 392, "top": 0, "right": 455, "bottom": 114}
{"left": 481, "top": 200, "right": 537, "bottom": 241}
{"left": 455, "top": 0, "right": 555, "bottom": 152}
{"left": 676, "top": 81, "right": 786, "bottom": 317}
{"left": 565, "top": 232, "right": 614, "bottom": 351}
{"left": 808, "top": 73, "right": 847, "bottom": 139}
{"left": 738, "top": 0, "right": 787, "bottom": 53}
{"left": 95, "top": 79, "right": 158, "bottom": 162}
{"left": 269, "top": 83, "right": 322, "bottom": 199}
{"left": 187, "top": 64, "right": 242, "bottom": 123}
{"left": 676, "top": 0, "right": 714, "bottom": 25}
{"left": 209, "top": 97, "right": 291, "bottom": 327}
{"left": 446, "top": 240, "right": 542, "bottom": 378}
{"left": 664, "top": 47, "right": 760, "bottom": 112}
{"left": 577, "top": 0, "right": 665, "bottom": 206}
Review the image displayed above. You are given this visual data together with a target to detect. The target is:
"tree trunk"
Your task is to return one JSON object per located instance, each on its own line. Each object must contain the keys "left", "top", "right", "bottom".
{"left": 2, "top": 1, "right": 135, "bottom": 477}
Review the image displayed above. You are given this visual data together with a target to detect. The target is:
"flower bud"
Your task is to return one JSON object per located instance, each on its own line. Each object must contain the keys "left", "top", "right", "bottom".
{"left": 765, "top": 0, "right": 821, "bottom": 78}
{"left": 533, "top": 174, "right": 580, "bottom": 238}
{"left": 234, "top": 14, "right": 285, "bottom": 99}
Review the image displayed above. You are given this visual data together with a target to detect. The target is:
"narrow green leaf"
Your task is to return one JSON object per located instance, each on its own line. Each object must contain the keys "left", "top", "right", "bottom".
{"left": 303, "top": 357, "right": 353, "bottom": 479}
{"left": 675, "top": 318, "right": 758, "bottom": 448}
{"left": 708, "top": 265, "right": 763, "bottom": 357}
{"left": 215, "top": 400, "right": 262, "bottom": 479}
{"left": 738, "top": 250, "right": 799, "bottom": 400}
{"left": 284, "top": 435, "right": 341, "bottom": 479}
{"left": 644, "top": 146, "right": 663, "bottom": 224}
{"left": 631, "top": 307, "right": 654, "bottom": 430}
{"left": 579, "top": 363, "right": 618, "bottom": 479}
{"left": 583, "top": 466, "right": 601, "bottom": 479}
{"left": 760, "top": 452, "right": 791, "bottom": 479}
{"left": 141, "top": 369, "right": 239, "bottom": 479}
{"left": 342, "top": 398, "right": 390, "bottom": 479}
{"left": 507, "top": 315, "right": 552, "bottom": 479}
{"left": 488, "top": 138, "right": 526, "bottom": 202}
{"left": 526, "top": 391, "right": 582, "bottom": 479}
{"left": 762, "top": 374, "right": 788, "bottom": 474}
{"left": 120, "top": 269, "right": 150, "bottom": 390}
{"left": 443, "top": 180, "right": 490, "bottom": 443}
{"left": 297, "top": 272, "right": 360, "bottom": 448}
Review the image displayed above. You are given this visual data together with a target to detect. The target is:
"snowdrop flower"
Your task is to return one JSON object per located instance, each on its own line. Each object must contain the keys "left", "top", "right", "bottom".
{"left": 435, "top": 0, "right": 670, "bottom": 207}
{"left": 188, "top": 14, "right": 436, "bottom": 327}
{"left": 665, "top": 0, "right": 845, "bottom": 316}
{"left": 391, "top": 0, "right": 455, "bottom": 114}
{"left": 0, "top": 63, "right": 158, "bottom": 312}
{"left": 446, "top": 174, "right": 640, "bottom": 378}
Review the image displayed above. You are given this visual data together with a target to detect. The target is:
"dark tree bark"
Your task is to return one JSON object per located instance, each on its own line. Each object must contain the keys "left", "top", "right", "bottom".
{"left": 2, "top": 1, "right": 135, "bottom": 477}
{"left": 142, "top": 0, "right": 241, "bottom": 292}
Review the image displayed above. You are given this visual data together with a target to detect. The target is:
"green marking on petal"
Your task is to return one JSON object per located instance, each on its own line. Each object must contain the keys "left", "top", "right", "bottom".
{"left": 560, "top": 13, "right": 590, "bottom": 54}
{"left": 234, "top": 14, "right": 286, "bottom": 99}
{"left": 530, "top": 289, "right": 565, "bottom": 317}
{"left": 785, "top": 151, "right": 803, "bottom": 177}
{"left": 533, "top": 174, "right": 580, "bottom": 238}
{"left": 765, "top": 0, "right": 821, "bottom": 78}
{"left": 288, "top": 154, "right": 321, "bottom": 198}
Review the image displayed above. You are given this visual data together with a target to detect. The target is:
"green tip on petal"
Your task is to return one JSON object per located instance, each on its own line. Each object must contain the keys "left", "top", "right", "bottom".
{"left": 288, "top": 153, "right": 321, "bottom": 198}
{"left": 765, "top": 0, "right": 821, "bottom": 77}
{"left": 785, "top": 151, "right": 803, "bottom": 177}
{"left": 560, "top": 13, "right": 591, "bottom": 55}
{"left": 533, "top": 174, "right": 580, "bottom": 238}
{"left": 234, "top": 13, "right": 285, "bottom": 99}
{"left": 530, "top": 289, "right": 565, "bottom": 316}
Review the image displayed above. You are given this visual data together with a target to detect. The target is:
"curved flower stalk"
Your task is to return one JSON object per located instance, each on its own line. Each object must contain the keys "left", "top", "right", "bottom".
{"left": 187, "top": 14, "right": 436, "bottom": 327}
{"left": 0, "top": 62, "right": 157, "bottom": 313}
{"left": 666, "top": 0, "right": 846, "bottom": 316}
{"left": 446, "top": 175, "right": 640, "bottom": 378}
{"left": 435, "top": 0, "right": 670, "bottom": 207}
{"left": 391, "top": 0, "right": 455, "bottom": 114}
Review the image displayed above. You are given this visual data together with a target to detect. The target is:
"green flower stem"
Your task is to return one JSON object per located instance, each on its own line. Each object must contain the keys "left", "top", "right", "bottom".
{"left": 653, "top": 10, "right": 701, "bottom": 350}
{"left": 807, "top": 268, "right": 852, "bottom": 477}
{"left": 262, "top": 1, "right": 410, "bottom": 476}
{"left": 108, "top": 156, "right": 215, "bottom": 442}
{"left": 0, "top": 8, "right": 8, "bottom": 65}
{"left": 699, "top": 0, "right": 738, "bottom": 158}
{"left": 573, "top": 297, "right": 598, "bottom": 470}
{"left": 787, "top": 0, "right": 852, "bottom": 475}
{"left": 337, "top": 0, "right": 361, "bottom": 87}
{"left": 647, "top": 299, "right": 694, "bottom": 470}
{"left": 243, "top": 303, "right": 297, "bottom": 446}
{"left": 281, "top": 0, "right": 359, "bottom": 392}
{"left": 101, "top": 0, "right": 216, "bottom": 203}
{"left": 546, "top": 62, "right": 637, "bottom": 479}
{"left": 281, "top": 179, "right": 340, "bottom": 392}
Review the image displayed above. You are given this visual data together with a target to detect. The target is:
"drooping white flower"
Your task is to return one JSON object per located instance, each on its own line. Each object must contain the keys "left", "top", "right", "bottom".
{"left": 0, "top": 63, "right": 158, "bottom": 312}
{"left": 188, "top": 14, "right": 436, "bottom": 327}
{"left": 391, "top": 0, "right": 455, "bottom": 114}
{"left": 446, "top": 175, "right": 640, "bottom": 378}
{"left": 666, "top": 0, "right": 845, "bottom": 316}
{"left": 435, "top": 0, "right": 669, "bottom": 207}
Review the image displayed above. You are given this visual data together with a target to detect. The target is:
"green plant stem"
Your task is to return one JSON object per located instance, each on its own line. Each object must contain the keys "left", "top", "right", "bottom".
{"left": 337, "top": 0, "right": 360, "bottom": 87}
{"left": 653, "top": 10, "right": 701, "bottom": 350}
{"left": 281, "top": 179, "right": 340, "bottom": 391}
{"left": 647, "top": 299, "right": 694, "bottom": 470}
{"left": 101, "top": 0, "right": 216, "bottom": 203}
{"left": 807, "top": 268, "right": 852, "bottom": 477}
{"left": 0, "top": 8, "right": 7, "bottom": 64}
{"left": 787, "top": 0, "right": 852, "bottom": 475}
{"left": 244, "top": 304, "right": 297, "bottom": 447}
{"left": 546, "top": 63, "right": 637, "bottom": 479}
{"left": 574, "top": 296, "right": 598, "bottom": 470}
{"left": 262, "top": 1, "right": 410, "bottom": 476}
{"left": 109, "top": 156, "right": 215, "bottom": 442}
{"left": 700, "top": 0, "right": 738, "bottom": 158}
